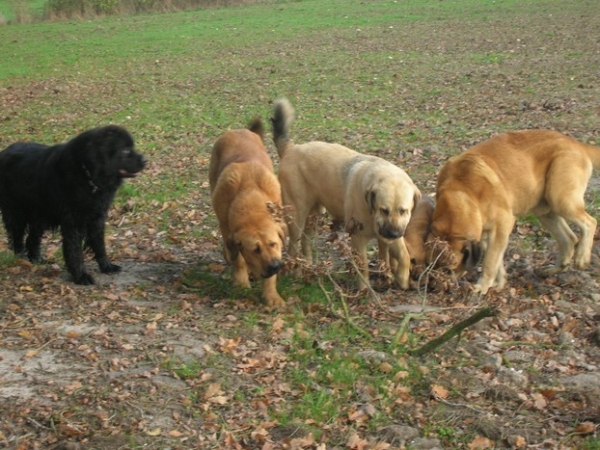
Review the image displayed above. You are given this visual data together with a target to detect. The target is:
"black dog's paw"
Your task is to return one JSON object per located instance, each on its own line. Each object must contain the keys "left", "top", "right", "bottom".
{"left": 100, "top": 263, "right": 122, "bottom": 274}
{"left": 73, "top": 272, "right": 95, "bottom": 285}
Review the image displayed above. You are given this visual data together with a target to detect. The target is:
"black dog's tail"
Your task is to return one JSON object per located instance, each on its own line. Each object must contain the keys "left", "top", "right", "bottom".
{"left": 248, "top": 117, "right": 265, "bottom": 143}
{"left": 271, "top": 98, "right": 295, "bottom": 159}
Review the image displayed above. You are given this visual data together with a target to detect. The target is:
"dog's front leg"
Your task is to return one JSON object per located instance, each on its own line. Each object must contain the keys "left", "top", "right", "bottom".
{"left": 87, "top": 218, "right": 121, "bottom": 274}
{"left": 474, "top": 225, "right": 511, "bottom": 294}
{"left": 231, "top": 253, "right": 251, "bottom": 289}
{"left": 62, "top": 224, "right": 94, "bottom": 285}
{"left": 262, "top": 275, "right": 285, "bottom": 310}
{"left": 351, "top": 234, "right": 371, "bottom": 290}
{"left": 388, "top": 238, "right": 410, "bottom": 290}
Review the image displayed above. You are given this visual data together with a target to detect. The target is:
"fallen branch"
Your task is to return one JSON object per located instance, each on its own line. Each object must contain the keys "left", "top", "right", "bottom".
{"left": 392, "top": 312, "right": 424, "bottom": 347}
{"left": 408, "top": 306, "right": 497, "bottom": 357}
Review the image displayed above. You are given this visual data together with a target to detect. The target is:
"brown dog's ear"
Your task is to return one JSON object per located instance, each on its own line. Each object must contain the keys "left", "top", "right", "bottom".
{"left": 462, "top": 240, "right": 483, "bottom": 271}
{"left": 412, "top": 188, "right": 422, "bottom": 215}
{"left": 365, "top": 190, "right": 377, "bottom": 213}
{"left": 226, "top": 237, "right": 241, "bottom": 261}
{"left": 248, "top": 117, "right": 265, "bottom": 141}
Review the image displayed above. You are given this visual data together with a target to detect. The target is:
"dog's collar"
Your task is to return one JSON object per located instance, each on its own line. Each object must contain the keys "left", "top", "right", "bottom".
{"left": 82, "top": 164, "right": 99, "bottom": 194}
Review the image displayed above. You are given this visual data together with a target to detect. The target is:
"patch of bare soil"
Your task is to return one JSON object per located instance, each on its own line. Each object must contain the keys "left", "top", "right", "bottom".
{"left": 1, "top": 221, "right": 600, "bottom": 449}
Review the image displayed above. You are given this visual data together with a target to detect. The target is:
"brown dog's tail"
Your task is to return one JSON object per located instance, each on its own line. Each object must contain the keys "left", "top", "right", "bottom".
{"left": 271, "top": 98, "right": 295, "bottom": 159}
{"left": 248, "top": 117, "right": 265, "bottom": 142}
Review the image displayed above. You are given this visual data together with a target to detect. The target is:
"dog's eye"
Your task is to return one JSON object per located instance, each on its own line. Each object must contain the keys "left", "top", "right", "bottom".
{"left": 253, "top": 246, "right": 261, "bottom": 255}
{"left": 269, "top": 242, "right": 278, "bottom": 248}
{"left": 399, "top": 208, "right": 408, "bottom": 216}
{"left": 380, "top": 208, "right": 389, "bottom": 216}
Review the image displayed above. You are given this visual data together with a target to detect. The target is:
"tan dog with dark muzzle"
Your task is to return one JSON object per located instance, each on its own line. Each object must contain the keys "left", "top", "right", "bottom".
{"left": 430, "top": 129, "right": 600, "bottom": 294}
{"left": 271, "top": 98, "right": 420, "bottom": 290}
{"left": 209, "top": 119, "right": 287, "bottom": 309}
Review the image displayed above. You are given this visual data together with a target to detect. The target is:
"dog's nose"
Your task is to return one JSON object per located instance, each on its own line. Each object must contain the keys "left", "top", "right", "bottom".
{"left": 379, "top": 227, "right": 403, "bottom": 240}
{"left": 263, "top": 260, "right": 282, "bottom": 278}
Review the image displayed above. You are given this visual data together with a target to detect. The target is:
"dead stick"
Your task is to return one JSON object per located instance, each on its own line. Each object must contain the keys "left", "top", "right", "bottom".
{"left": 408, "top": 306, "right": 497, "bottom": 357}
{"left": 319, "top": 277, "right": 371, "bottom": 339}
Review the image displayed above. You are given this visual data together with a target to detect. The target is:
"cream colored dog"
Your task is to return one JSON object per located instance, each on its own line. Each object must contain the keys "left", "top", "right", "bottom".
{"left": 209, "top": 119, "right": 287, "bottom": 309}
{"left": 271, "top": 98, "right": 421, "bottom": 290}
{"left": 430, "top": 129, "right": 600, "bottom": 294}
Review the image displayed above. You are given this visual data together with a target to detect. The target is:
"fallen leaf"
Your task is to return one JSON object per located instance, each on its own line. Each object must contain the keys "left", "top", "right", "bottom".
{"left": 431, "top": 384, "right": 449, "bottom": 400}
{"left": 574, "top": 422, "right": 596, "bottom": 435}
{"left": 468, "top": 435, "right": 494, "bottom": 449}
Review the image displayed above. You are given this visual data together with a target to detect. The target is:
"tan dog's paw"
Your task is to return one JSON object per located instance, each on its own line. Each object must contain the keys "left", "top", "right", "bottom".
{"left": 472, "top": 283, "right": 491, "bottom": 295}
{"left": 262, "top": 276, "right": 285, "bottom": 311}
{"left": 233, "top": 271, "right": 252, "bottom": 289}
{"left": 264, "top": 295, "right": 286, "bottom": 311}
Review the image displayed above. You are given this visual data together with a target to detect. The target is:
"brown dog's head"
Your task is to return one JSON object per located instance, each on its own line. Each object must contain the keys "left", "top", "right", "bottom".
{"left": 227, "top": 220, "right": 286, "bottom": 280}
{"left": 366, "top": 179, "right": 421, "bottom": 243}
{"left": 404, "top": 195, "right": 435, "bottom": 270}
{"left": 427, "top": 191, "right": 483, "bottom": 277}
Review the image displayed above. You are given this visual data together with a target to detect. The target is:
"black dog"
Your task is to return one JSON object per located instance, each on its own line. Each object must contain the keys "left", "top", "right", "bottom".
{"left": 0, "top": 125, "right": 146, "bottom": 285}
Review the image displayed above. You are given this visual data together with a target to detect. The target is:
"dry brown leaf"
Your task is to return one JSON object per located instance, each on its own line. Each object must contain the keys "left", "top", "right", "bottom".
{"left": 468, "top": 435, "right": 494, "bottom": 449}
{"left": 346, "top": 432, "right": 369, "bottom": 450}
{"left": 431, "top": 384, "right": 449, "bottom": 400}
{"left": 379, "top": 361, "right": 394, "bottom": 373}
{"left": 531, "top": 392, "right": 547, "bottom": 410}
{"left": 574, "top": 422, "right": 596, "bottom": 435}
{"left": 146, "top": 428, "right": 162, "bottom": 436}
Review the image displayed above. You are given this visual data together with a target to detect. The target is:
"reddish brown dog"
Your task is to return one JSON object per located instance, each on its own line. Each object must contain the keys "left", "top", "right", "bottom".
{"left": 209, "top": 119, "right": 287, "bottom": 309}
{"left": 430, "top": 130, "right": 600, "bottom": 294}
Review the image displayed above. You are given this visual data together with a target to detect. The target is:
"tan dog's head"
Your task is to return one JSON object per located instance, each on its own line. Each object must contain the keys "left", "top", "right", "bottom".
{"left": 427, "top": 191, "right": 483, "bottom": 277}
{"left": 227, "top": 219, "right": 287, "bottom": 280}
{"left": 365, "top": 178, "right": 421, "bottom": 243}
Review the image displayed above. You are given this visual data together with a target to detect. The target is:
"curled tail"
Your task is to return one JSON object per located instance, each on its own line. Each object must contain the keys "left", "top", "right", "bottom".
{"left": 271, "top": 98, "right": 295, "bottom": 159}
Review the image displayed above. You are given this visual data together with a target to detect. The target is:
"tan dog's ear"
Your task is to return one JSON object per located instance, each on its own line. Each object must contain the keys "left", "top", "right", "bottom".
{"left": 365, "top": 190, "right": 376, "bottom": 213}
{"left": 412, "top": 189, "right": 422, "bottom": 215}
{"left": 226, "top": 236, "right": 241, "bottom": 261}
{"left": 462, "top": 240, "right": 483, "bottom": 271}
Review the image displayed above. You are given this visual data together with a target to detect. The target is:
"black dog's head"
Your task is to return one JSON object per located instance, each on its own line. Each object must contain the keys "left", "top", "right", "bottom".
{"left": 68, "top": 125, "right": 147, "bottom": 187}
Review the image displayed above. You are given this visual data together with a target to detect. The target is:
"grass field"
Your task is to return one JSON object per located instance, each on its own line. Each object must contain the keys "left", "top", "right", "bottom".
{"left": 1, "top": 0, "right": 600, "bottom": 448}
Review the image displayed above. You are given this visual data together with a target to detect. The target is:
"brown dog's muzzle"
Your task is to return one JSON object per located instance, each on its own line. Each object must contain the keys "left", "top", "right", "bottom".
{"left": 263, "top": 260, "right": 283, "bottom": 278}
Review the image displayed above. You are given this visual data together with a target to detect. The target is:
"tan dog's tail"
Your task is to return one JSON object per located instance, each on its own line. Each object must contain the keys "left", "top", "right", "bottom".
{"left": 271, "top": 98, "right": 295, "bottom": 159}
{"left": 248, "top": 117, "right": 265, "bottom": 142}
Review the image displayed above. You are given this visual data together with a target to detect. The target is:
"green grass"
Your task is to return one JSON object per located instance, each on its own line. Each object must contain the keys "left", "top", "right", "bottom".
{"left": 0, "top": 0, "right": 46, "bottom": 21}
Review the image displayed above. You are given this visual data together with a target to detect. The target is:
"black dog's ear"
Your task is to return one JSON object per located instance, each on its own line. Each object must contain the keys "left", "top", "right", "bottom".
{"left": 365, "top": 190, "right": 377, "bottom": 213}
{"left": 462, "top": 240, "right": 483, "bottom": 271}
